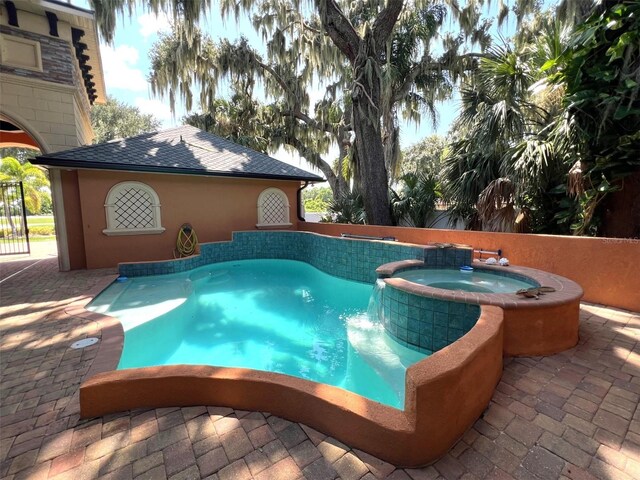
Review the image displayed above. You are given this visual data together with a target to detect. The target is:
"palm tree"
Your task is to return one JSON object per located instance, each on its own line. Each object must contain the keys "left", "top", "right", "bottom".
{"left": 391, "top": 172, "right": 441, "bottom": 227}
{"left": 442, "top": 14, "right": 575, "bottom": 233}
{"left": 0, "top": 156, "right": 50, "bottom": 215}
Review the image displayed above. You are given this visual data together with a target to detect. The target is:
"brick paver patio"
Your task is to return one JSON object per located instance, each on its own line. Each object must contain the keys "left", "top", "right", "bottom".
{"left": 1, "top": 257, "right": 639, "bottom": 479}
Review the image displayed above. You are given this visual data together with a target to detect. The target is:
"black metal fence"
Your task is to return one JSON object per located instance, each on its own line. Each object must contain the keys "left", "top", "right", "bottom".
{"left": 0, "top": 182, "right": 30, "bottom": 255}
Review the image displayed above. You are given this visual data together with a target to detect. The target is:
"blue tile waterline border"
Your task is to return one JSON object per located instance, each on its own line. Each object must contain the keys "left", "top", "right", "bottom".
{"left": 119, "top": 231, "right": 430, "bottom": 284}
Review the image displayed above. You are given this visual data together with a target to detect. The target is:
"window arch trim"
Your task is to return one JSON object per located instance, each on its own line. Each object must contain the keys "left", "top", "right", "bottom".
{"left": 256, "top": 187, "right": 292, "bottom": 228}
{"left": 103, "top": 181, "right": 165, "bottom": 236}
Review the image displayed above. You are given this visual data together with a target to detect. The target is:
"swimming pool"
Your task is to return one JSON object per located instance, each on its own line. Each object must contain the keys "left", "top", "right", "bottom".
{"left": 88, "top": 259, "right": 426, "bottom": 408}
{"left": 80, "top": 230, "right": 582, "bottom": 466}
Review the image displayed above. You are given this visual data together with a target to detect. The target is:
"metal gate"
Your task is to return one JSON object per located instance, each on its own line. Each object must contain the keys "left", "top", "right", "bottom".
{"left": 0, "top": 182, "right": 30, "bottom": 255}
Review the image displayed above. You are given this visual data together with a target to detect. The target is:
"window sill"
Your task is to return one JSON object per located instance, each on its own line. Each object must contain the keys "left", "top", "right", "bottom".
{"left": 103, "top": 227, "right": 166, "bottom": 236}
{"left": 256, "top": 223, "right": 293, "bottom": 229}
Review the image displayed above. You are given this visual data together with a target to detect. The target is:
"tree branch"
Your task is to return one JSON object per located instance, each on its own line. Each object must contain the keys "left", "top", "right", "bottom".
{"left": 315, "top": 0, "right": 361, "bottom": 63}
{"left": 285, "top": 135, "right": 337, "bottom": 189}
{"left": 255, "top": 60, "right": 292, "bottom": 96}
{"left": 281, "top": 109, "right": 341, "bottom": 137}
{"left": 372, "top": 0, "right": 405, "bottom": 53}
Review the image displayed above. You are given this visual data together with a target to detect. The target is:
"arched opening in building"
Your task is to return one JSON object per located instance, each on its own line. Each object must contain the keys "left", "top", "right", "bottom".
{"left": 0, "top": 114, "right": 58, "bottom": 261}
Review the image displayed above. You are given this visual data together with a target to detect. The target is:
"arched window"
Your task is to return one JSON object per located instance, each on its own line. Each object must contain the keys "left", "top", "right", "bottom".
{"left": 257, "top": 188, "right": 292, "bottom": 228}
{"left": 103, "top": 181, "right": 165, "bottom": 236}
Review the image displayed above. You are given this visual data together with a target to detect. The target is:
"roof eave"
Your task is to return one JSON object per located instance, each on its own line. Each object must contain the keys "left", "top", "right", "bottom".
{"left": 32, "top": 157, "right": 326, "bottom": 183}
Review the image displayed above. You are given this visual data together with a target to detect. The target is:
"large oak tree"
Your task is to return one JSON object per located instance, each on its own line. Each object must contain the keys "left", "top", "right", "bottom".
{"left": 91, "top": 0, "right": 490, "bottom": 224}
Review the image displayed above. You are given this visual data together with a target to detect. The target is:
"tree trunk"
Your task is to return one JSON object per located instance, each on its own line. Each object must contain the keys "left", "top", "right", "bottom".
{"left": 600, "top": 171, "right": 640, "bottom": 238}
{"left": 352, "top": 108, "right": 392, "bottom": 224}
{"left": 316, "top": 0, "right": 402, "bottom": 226}
{"left": 351, "top": 38, "right": 393, "bottom": 225}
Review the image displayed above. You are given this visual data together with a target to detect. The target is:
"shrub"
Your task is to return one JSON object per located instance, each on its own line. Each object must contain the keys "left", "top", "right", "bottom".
{"left": 29, "top": 225, "right": 56, "bottom": 236}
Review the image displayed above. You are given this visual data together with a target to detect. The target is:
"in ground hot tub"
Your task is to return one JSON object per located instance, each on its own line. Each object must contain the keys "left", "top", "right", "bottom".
{"left": 393, "top": 268, "right": 537, "bottom": 294}
{"left": 377, "top": 259, "right": 583, "bottom": 357}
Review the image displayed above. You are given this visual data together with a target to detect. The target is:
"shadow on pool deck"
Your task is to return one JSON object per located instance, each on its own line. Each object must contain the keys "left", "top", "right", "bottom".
{"left": 0, "top": 256, "right": 639, "bottom": 479}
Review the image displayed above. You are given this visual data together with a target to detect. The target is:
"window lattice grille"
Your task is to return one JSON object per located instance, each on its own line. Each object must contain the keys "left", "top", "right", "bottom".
{"left": 261, "top": 192, "right": 287, "bottom": 224}
{"left": 103, "top": 181, "right": 164, "bottom": 235}
{"left": 113, "top": 188, "right": 155, "bottom": 229}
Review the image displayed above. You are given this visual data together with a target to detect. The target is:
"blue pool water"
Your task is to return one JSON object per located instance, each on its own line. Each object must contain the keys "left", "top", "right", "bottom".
{"left": 88, "top": 259, "right": 427, "bottom": 408}
{"left": 394, "top": 268, "right": 536, "bottom": 293}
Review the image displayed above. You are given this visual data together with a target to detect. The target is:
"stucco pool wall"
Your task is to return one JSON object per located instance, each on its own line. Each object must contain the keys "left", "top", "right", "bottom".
{"left": 80, "top": 305, "right": 504, "bottom": 467}
{"left": 378, "top": 260, "right": 583, "bottom": 357}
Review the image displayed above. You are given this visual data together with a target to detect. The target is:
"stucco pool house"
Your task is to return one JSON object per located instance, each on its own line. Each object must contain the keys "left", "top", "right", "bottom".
{"left": 32, "top": 125, "right": 323, "bottom": 269}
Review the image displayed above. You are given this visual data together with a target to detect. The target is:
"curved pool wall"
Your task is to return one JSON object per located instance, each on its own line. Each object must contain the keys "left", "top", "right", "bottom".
{"left": 78, "top": 231, "right": 579, "bottom": 466}
{"left": 379, "top": 283, "right": 481, "bottom": 354}
{"left": 378, "top": 259, "right": 583, "bottom": 357}
{"left": 80, "top": 305, "right": 504, "bottom": 467}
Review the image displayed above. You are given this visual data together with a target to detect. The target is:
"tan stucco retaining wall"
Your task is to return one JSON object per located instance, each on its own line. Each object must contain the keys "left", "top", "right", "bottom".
{"left": 70, "top": 170, "right": 301, "bottom": 269}
{"left": 80, "top": 306, "right": 504, "bottom": 467}
{"left": 300, "top": 223, "right": 640, "bottom": 312}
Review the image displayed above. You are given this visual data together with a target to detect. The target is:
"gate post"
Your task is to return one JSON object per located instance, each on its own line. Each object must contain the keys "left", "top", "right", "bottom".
{"left": 18, "top": 181, "right": 31, "bottom": 255}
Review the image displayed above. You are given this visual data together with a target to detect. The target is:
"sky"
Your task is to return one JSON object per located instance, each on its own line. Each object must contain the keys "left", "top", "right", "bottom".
{"left": 74, "top": 0, "right": 520, "bottom": 171}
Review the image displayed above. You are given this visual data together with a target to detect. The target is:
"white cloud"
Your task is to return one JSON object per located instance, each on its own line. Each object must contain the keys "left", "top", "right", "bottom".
{"left": 134, "top": 97, "right": 174, "bottom": 124}
{"left": 138, "top": 12, "right": 172, "bottom": 39}
{"left": 100, "top": 44, "right": 148, "bottom": 92}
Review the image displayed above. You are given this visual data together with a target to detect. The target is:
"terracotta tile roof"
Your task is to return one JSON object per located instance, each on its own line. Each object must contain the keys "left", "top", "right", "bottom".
{"left": 33, "top": 125, "right": 324, "bottom": 182}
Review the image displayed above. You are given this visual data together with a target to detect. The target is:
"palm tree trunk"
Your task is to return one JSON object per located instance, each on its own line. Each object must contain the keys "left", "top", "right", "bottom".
{"left": 1, "top": 189, "right": 18, "bottom": 236}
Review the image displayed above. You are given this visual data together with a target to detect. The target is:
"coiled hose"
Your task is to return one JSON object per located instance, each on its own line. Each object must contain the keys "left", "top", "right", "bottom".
{"left": 175, "top": 223, "right": 198, "bottom": 258}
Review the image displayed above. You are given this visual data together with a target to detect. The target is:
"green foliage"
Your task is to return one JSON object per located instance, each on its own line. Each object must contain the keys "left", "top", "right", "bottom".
{"left": 323, "top": 191, "right": 367, "bottom": 224}
{"left": 400, "top": 135, "right": 446, "bottom": 178}
{"left": 390, "top": 172, "right": 441, "bottom": 227}
{"left": 546, "top": 0, "right": 640, "bottom": 235}
{"left": 442, "top": 11, "right": 579, "bottom": 233}
{"left": 303, "top": 186, "right": 332, "bottom": 212}
{"left": 39, "top": 196, "right": 53, "bottom": 215}
{"left": 0, "top": 147, "right": 40, "bottom": 163}
{"left": 90, "top": 96, "right": 162, "bottom": 143}
{"left": 0, "top": 156, "right": 50, "bottom": 215}
{"left": 28, "top": 225, "right": 56, "bottom": 236}
{"left": 0, "top": 226, "right": 54, "bottom": 238}
{"left": 184, "top": 96, "right": 273, "bottom": 154}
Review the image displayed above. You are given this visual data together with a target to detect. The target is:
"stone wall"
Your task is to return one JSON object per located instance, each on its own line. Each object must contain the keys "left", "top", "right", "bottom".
{"left": 0, "top": 26, "right": 75, "bottom": 86}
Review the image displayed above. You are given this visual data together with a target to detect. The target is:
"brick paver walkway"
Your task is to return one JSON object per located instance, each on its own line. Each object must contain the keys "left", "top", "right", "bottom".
{"left": 1, "top": 257, "right": 639, "bottom": 479}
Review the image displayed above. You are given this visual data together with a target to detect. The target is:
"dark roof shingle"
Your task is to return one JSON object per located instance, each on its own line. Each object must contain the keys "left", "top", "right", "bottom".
{"left": 33, "top": 125, "right": 324, "bottom": 182}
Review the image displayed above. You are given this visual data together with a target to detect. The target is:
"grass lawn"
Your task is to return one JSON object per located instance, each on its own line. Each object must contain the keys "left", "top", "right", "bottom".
{"left": 29, "top": 235, "right": 56, "bottom": 242}
{"left": 27, "top": 215, "right": 55, "bottom": 226}
{"left": 1, "top": 216, "right": 56, "bottom": 239}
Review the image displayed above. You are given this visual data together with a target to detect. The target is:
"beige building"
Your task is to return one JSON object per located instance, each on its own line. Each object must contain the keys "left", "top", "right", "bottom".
{"left": 0, "top": 0, "right": 106, "bottom": 269}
